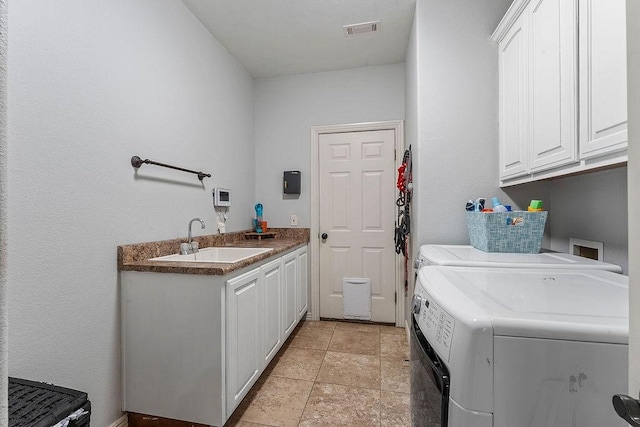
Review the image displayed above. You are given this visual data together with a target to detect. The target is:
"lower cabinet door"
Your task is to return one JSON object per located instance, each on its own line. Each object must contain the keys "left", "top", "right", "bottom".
{"left": 260, "top": 258, "right": 282, "bottom": 366}
{"left": 282, "top": 252, "right": 298, "bottom": 337}
{"left": 226, "top": 268, "right": 261, "bottom": 415}
{"left": 296, "top": 246, "right": 309, "bottom": 320}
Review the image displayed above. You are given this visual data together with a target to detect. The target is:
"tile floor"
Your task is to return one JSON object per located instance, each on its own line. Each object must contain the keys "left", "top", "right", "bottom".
{"left": 225, "top": 320, "right": 411, "bottom": 427}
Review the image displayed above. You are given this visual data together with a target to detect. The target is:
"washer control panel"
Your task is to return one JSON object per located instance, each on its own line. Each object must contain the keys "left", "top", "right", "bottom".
{"left": 413, "top": 283, "right": 455, "bottom": 362}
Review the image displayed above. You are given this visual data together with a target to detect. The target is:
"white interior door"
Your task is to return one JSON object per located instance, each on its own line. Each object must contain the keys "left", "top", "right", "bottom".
{"left": 318, "top": 129, "right": 396, "bottom": 323}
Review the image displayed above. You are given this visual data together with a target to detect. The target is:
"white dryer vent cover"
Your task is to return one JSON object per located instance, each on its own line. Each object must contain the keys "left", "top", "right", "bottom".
{"left": 343, "top": 21, "right": 380, "bottom": 36}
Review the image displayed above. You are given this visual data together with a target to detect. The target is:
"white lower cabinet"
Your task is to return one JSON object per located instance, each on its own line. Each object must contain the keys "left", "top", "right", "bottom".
{"left": 121, "top": 244, "right": 309, "bottom": 426}
{"left": 226, "top": 268, "right": 261, "bottom": 415}
{"left": 259, "top": 258, "right": 282, "bottom": 367}
{"left": 282, "top": 251, "right": 298, "bottom": 338}
{"left": 121, "top": 272, "right": 226, "bottom": 425}
{"left": 296, "top": 246, "right": 308, "bottom": 320}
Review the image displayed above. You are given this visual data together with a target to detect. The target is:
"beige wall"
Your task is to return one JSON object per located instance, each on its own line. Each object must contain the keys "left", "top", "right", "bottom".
{"left": 7, "top": 1, "right": 255, "bottom": 425}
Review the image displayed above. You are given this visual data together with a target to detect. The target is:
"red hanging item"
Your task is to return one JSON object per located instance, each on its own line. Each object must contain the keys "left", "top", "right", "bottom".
{"left": 397, "top": 163, "right": 407, "bottom": 192}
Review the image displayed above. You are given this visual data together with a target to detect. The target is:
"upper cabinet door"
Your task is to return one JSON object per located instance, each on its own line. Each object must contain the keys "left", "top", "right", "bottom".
{"left": 579, "top": 0, "right": 628, "bottom": 159}
{"left": 498, "top": 12, "right": 529, "bottom": 180}
{"left": 528, "top": 0, "right": 578, "bottom": 172}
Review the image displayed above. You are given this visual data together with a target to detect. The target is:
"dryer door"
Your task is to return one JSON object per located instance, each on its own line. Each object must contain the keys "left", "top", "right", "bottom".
{"left": 410, "top": 316, "right": 450, "bottom": 426}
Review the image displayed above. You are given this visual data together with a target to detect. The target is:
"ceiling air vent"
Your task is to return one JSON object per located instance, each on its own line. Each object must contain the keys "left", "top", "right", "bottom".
{"left": 343, "top": 21, "right": 380, "bottom": 37}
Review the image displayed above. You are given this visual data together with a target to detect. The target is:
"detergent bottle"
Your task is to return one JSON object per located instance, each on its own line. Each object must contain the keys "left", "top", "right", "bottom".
{"left": 491, "top": 197, "right": 508, "bottom": 213}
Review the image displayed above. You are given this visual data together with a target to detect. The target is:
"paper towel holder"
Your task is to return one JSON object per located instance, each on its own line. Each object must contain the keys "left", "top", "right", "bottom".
{"left": 283, "top": 171, "right": 301, "bottom": 194}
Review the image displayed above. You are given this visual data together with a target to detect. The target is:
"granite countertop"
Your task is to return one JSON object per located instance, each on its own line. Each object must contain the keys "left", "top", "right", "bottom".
{"left": 118, "top": 228, "right": 310, "bottom": 276}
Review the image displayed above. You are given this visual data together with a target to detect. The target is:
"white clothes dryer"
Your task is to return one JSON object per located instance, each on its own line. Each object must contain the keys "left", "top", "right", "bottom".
{"left": 415, "top": 244, "right": 623, "bottom": 272}
{"left": 410, "top": 266, "right": 628, "bottom": 427}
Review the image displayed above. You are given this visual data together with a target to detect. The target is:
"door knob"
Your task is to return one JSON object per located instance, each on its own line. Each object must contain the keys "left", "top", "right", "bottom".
{"left": 613, "top": 394, "right": 640, "bottom": 426}
{"left": 321, "top": 233, "right": 328, "bottom": 240}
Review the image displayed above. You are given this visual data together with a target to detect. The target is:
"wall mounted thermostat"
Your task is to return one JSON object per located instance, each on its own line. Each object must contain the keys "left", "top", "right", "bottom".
{"left": 213, "top": 188, "right": 231, "bottom": 207}
{"left": 283, "top": 171, "right": 301, "bottom": 195}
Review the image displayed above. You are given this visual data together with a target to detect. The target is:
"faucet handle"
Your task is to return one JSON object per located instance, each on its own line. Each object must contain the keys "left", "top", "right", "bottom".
{"left": 180, "top": 242, "right": 190, "bottom": 255}
{"left": 190, "top": 241, "right": 199, "bottom": 253}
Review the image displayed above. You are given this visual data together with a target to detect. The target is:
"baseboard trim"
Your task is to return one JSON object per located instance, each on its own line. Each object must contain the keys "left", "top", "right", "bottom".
{"left": 109, "top": 414, "right": 128, "bottom": 427}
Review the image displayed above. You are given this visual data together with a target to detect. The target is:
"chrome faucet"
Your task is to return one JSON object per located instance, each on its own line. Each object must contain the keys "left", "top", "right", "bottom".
{"left": 181, "top": 218, "right": 205, "bottom": 254}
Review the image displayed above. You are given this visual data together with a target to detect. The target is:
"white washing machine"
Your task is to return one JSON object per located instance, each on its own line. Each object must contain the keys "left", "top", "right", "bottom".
{"left": 415, "top": 244, "right": 623, "bottom": 272}
{"left": 410, "top": 266, "right": 629, "bottom": 427}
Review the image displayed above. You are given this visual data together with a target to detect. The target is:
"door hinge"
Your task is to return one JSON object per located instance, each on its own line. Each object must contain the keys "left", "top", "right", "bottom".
{"left": 394, "top": 149, "right": 397, "bottom": 161}
{"left": 395, "top": 292, "right": 397, "bottom": 304}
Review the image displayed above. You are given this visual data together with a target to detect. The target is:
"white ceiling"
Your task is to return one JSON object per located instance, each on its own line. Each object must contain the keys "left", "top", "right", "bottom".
{"left": 182, "top": 0, "right": 416, "bottom": 79}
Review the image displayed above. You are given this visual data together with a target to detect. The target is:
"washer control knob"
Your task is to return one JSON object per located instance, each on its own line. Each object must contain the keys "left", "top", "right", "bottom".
{"left": 412, "top": 294, "right": 423, "bottom": 314}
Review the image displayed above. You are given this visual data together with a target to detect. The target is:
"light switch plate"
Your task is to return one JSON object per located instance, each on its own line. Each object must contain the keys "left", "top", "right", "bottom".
{"left": 290, "top": 214, "right": 298, "bottom": 226}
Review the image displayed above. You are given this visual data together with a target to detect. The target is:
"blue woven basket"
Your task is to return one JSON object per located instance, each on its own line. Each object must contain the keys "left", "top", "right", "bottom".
{"left": 466, "top": 211, "right": 548, "bottom": 253}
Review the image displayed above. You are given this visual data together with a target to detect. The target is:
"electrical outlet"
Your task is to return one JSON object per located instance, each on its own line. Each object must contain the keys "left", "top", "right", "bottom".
{"left": 290, "top": 214, "right": 298, "bottom": 226}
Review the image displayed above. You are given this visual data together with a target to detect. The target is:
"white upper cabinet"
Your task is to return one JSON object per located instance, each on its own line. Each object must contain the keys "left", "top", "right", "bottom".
{"left": 498, "top": 10, "right": 529, "bottom": 179}
{"left": 494, "top": 0, "right": 627, "bottom": 186}
{"left": 579, "top": 0, "right": 628, "bottom": 159}
{"left": 528, "top": 0, "right": 577, "bottom": 172}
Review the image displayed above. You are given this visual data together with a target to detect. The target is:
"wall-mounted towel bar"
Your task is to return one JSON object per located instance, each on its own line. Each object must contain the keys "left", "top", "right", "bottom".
{"left": 131, "top": 156, "right": 211, "bottom": 181}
